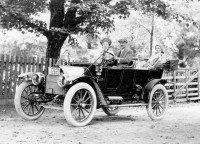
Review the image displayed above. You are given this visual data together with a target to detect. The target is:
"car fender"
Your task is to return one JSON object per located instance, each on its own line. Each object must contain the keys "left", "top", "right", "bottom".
{"left": 18, "top": 72, "right": 45, "bottom": 81}
{"left": 18, "top": 72, "right": 35, "bottom": 78}
{"left": 72, "top": 76, "right": 107, "bottom": 107}
{"left": 65, "top": 75, "right": 84, "bottom": 82}
{"left": 142, "top": 79, "right": 167, "bottom": 102}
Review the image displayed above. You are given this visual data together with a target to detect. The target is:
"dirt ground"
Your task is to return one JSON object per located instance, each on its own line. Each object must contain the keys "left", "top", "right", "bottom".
{"left": 0, "top": 102, "right": 200, "bottom": 144}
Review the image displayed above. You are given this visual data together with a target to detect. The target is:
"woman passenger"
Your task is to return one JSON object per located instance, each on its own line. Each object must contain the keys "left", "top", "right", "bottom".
{"left": 146, "top": 44, "right": 166, "bottom": 69}
{"left": 100, "top": 38, "right": 114, "bottom": 60}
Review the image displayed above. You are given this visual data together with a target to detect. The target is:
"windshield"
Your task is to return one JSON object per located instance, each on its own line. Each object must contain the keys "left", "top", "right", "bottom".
{"left": 60, "top": 48, "right": 103, "bottom": 64}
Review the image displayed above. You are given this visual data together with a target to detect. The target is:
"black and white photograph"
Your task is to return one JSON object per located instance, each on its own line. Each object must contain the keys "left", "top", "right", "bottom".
{"left": 0, "top": 0, "right": 200, "bottom": 143}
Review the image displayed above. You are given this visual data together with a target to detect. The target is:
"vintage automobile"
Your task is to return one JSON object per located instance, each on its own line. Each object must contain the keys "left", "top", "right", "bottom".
{"left": 14, "top": 50, "right": 170, "bottom": 127}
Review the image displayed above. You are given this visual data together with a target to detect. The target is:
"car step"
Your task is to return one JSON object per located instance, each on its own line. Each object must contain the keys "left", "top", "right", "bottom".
{"left": 107, "top": 96, "right": 123, "bottom": 100}
{"left": 109, "top": 103, "right": 147, "bottom": 107}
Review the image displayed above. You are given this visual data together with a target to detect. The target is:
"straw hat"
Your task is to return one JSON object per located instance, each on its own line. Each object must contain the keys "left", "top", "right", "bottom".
{"left": 100, "top": 38, "right": 112, "bottom": 46}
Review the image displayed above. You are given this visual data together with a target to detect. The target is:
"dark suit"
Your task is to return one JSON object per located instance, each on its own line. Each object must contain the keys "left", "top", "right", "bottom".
{"left": 116, "top": 48, "right": 134, "bottom": 65}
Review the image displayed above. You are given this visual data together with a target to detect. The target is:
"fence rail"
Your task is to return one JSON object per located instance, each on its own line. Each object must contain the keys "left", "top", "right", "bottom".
{"left": 0, "top": 54, "right": 200, "bottom": 102}
{"left": 163, "top": 68, "right": 200, "bottom": 102}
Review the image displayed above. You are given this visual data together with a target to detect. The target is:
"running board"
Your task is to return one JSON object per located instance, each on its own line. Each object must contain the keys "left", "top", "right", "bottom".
{"left": 109, "top": 103, "right": 147, "bottom": 107}
{"left": 108, "top": 96, "right": 123, "bottom": 100}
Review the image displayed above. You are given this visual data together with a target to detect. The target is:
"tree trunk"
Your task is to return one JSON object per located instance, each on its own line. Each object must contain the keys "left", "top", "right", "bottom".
{"left": 87, "top": 42, "right": 92, "bottom": 49}
{"left": 178, "top": 48, "right": 184, "bottom": 60}
{"left": 46, "top": 34, "right": 67, "bottom": 59}
{"left": 46, "top": 0, "right": 86, "bottom": 61}
{"left": 46, "top": 0, "right": 65, "bottom": 59}
{"left": 150, "top": 13, "right": 154, "bottom": 56}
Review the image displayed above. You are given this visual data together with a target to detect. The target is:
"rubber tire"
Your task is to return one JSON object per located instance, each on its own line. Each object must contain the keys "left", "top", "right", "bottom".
{"left": 14, "top": 81, "right": 45, "bottom": 120}
{"left": 146, "top": 84, "right": 168, "bottom": 120}
{"left": 63, "top": 82, "right": 97, "bottom": 127}
{"left": 102, "top": 107, "right": 120, "bottom": 116}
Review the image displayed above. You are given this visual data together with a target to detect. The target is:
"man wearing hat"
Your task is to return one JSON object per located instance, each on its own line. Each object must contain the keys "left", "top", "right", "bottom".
{"left": 114, "top": 38, "right": 134, "bottom": 65}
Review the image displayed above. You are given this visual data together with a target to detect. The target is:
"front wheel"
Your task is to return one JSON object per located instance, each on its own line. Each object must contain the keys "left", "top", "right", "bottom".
{"left": 146, "top": 84, "right": 168, "bottom": 120}
{"left": 14, "top": 81, "right": 45, "bottom": 120}
{"left": 63, "top": 82, "right": 97, "bottom": 127}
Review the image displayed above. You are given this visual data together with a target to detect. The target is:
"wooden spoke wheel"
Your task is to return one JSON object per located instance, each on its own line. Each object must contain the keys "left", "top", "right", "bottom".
{"left": 14, "top": 81, "right": 45, "bottom": 120}
{"left": 64, "top": 82, "right": 97, "bottom": 127}
{"left": 147, "top": 84, "right": 168, "bottom": 120}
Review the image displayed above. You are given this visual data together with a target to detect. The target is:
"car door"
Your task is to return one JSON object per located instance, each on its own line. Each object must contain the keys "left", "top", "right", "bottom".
{"left": 103, "top": 67, "right": 150, "bottom": 95}
{"left": 104, "top": 67, "right": 123, "bottom": 92}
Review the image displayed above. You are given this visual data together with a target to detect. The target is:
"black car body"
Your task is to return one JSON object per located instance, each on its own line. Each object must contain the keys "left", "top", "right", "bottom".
{"left": 14, "top": 51, "right": 170, "bottom": 127}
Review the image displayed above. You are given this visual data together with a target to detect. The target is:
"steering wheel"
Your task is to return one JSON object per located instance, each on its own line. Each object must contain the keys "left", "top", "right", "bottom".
{"left": 102, "top": 50, "right": 116, "bottom": 66}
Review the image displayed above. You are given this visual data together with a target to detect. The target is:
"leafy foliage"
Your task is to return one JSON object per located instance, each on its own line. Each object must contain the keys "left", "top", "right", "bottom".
{"left": 0, "top": 0, "right": 47, "bottom": 33}
{"left": 0, "top": 0, "right": 133, "bottom": 58}
{"left": 0, "top": 0, "right": 173, "bottom": 40}
{"left": 0, "top": 31, "right": 46, "bottom": 57}
{"left": 1, "top": 0, "right": 200, "bottom": 60}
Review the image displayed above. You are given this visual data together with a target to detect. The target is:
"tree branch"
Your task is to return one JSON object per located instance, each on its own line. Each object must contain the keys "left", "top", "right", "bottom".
{"left": 0, "top": 4, "right": 49, "bottom": 36}
{"left": 49, "top": 0, "right": 65, "bottom": 28}
{"left": 137, "top": 23, "right": 151, "bottom": 34}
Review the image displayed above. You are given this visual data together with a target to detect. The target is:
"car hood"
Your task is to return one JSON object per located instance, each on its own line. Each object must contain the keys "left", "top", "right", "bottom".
{"left": 59, "top": 65, "right": 85, "bottom": 77}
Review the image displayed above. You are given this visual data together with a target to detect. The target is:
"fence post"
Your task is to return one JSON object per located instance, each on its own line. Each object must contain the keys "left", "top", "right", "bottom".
{"left": 32, "top": 57, "right": 36, "bottom": 72}
{"left": 13, "top": 56, "right": 18, "bottom": 97}
{"left": 173, "top": 70, "right": 176, "bottom": 100}
{"left": 36, "top": 57, "right": 40, "bottom": 72}
{"left": 23, "top": 57, "right": 27, "bottom": 73}
{"left": 4, "top": 55, "right": 9, "bottom": 99}
{"left": 198, "top": 68, "right": 200, "bottom": 99}
{"left": 28, "top": 57, "right": 32, "bottom": 72}
{"left": 0, "top": 55, "right": 4, "bottom": 99}
{"left": 44, "top": 58, "right": 48, "bottom": 75}
{"left": 40, "top": 57, "right": 44, "bottom": 73}
{"left": 18, "top": 57, "right": 22, "bottom": 75}
{"left": 185, "top": 69, "right": 188, "bottom": 101}
{"left": 8, "top": 56, "right": 14, "bottom": 98}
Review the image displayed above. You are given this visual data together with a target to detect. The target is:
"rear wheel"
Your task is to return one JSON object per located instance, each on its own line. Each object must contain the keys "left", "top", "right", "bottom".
{"left": 146, "top": 84, "right": 168, "bottom": 120}
{"left": 64, "top": 82, "right": 97, "bottom": 127}
{"left": 102, "top": 107, "right": 120, "bottom": 116}
{"left": 14, "top": 81, "right": 45, "bottom": 120}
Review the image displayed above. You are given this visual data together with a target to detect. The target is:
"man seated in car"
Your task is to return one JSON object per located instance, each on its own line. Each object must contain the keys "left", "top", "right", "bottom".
{"left": 114, "top": 38, "right": 134, "bottom": 66}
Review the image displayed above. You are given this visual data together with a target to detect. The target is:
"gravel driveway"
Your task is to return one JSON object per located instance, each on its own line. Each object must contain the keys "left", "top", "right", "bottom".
{"left": 0, "top": 102, "right": 200, "bottom": 144}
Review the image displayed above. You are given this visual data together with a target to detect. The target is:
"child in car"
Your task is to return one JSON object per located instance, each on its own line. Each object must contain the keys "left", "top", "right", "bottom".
{"left": 135, "top": 53, "right": 147, "bottom": 69}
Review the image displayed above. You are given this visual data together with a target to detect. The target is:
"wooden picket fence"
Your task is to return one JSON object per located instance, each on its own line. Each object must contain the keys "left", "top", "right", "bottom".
{"left": 0, "top": 55, "right": 41, "bottom": 99}
{"left": 0, "top": 55, "right": 62, "bottom": 100}
{"left": 0, "top": 54, "right": 200, "bottom": 102}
